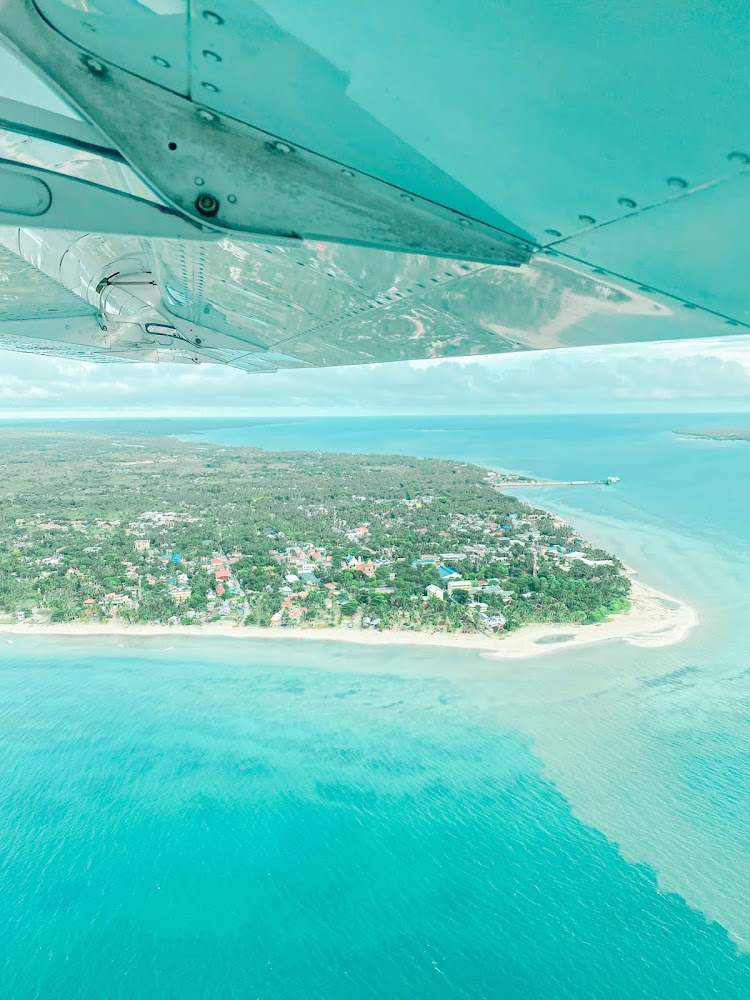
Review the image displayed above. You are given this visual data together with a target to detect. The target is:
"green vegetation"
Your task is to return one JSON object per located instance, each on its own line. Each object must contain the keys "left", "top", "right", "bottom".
{"left": 0, "top": 428, "right": 630, "bottom": 634}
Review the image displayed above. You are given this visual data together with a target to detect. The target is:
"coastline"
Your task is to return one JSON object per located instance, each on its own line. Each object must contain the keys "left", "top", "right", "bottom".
{"left": 0, "top": 579, "right": 698, "bottom": 660}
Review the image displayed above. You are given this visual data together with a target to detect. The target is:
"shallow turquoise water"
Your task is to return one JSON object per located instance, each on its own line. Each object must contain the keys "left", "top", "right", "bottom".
{"left": 2, "top": 413, "right": 750, "bottom": 997}
{"left": 1, "top": 639, "right": 749, "bottom": 999}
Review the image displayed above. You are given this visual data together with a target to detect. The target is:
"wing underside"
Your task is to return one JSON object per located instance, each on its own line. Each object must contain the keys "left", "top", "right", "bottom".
{"left": 0, "top": 225, "right": 744, "bottom": 372}
{"left": 0, "top": 0, "right": 746, "bottom": 371}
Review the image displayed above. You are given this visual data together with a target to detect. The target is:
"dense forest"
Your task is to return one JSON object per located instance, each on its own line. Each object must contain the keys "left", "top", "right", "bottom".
{"left": 0, "top": 427, "right": 630, "bottom": 634}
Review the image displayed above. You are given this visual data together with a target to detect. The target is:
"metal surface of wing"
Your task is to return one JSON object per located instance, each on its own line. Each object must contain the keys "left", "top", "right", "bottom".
{"left": 0, "top": 1, "right": 746, "bottom": 370}
{"left": 0, "top": 225, "right": 739, "bottom": 372}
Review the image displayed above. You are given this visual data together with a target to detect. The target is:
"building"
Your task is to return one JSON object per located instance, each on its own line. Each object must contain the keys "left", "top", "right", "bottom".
{"left": 437, "top": 565, "right": 460, "bottom": 581}
{"left": 134, "top": 539, "right": 150, "bottom": 552}
{"left": 426, "top": 584, "right": 444, "bottom": 601}
{"left": 447, "top": 579, "right": 472, "bottom": 593}
{"left": 345, "top": 556, "right": 376, "bottom": 577}
{"left": 482, "top": 585, "right": 514, "bottom": 601}
{"left": 480, "top": 613, "right": 507, "bottom": 631}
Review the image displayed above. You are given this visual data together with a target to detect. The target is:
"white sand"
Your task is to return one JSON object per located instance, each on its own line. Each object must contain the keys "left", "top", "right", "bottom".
{"left": 0, "top": 579, "right": 697, "bottom": 659}
{"left": 481, "top": 579, "right": 698, "bottom": 660}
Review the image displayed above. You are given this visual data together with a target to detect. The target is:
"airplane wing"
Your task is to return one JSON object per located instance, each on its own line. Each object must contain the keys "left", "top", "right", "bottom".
{"left": 0, "top": 1, "right": 746, "bottom": 371}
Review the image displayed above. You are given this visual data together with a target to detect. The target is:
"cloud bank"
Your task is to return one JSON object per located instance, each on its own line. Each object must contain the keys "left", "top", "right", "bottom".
{"left": 0, "top": 335, "right": 749, "bottom": 418}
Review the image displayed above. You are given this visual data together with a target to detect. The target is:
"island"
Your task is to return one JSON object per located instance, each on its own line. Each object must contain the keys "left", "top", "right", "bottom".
{"left": 675, "top": 428, "right": 750, "bottom": 441}
{"left": 0, "top": 427, "right": 695, "bottom": 654}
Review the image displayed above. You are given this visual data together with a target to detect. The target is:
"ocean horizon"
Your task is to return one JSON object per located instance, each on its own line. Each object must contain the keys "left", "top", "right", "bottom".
{"left": 2, "top": 413, "right": 750, "bottom": 998}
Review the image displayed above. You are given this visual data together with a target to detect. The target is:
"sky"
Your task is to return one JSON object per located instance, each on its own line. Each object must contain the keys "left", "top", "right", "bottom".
{"left": 2, "top": 336, "right": 750, "bottom": 419}
{"left": 1, "top": 47, "right": 749, "bottom": 419}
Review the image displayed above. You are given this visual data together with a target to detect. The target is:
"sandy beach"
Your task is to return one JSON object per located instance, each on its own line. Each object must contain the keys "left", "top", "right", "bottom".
{"left": 0, "top": 578, "right": 698, "bottom": 659}
{"left": 481, "top": 578, "right": 698, "bottom": 659}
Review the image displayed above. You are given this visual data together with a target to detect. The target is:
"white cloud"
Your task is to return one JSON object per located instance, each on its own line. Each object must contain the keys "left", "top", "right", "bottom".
{"left": 1, "top": 334, "right": 750, "bottom": 417}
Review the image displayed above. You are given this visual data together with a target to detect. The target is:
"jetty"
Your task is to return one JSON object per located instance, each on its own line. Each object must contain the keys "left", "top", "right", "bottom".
{"left": 495, "top": 476, "right": 620, "bottom": 490}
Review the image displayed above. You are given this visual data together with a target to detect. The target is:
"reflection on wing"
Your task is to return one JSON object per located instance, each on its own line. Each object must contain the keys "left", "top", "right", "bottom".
{"left": 153, "top": 238, "right": 671, "bottom": 366}
{"left": 0, "top": 224, "right": 740, "bottom": 373}
{"left": 0, "top": 242, "right": 95, "bottom": 320}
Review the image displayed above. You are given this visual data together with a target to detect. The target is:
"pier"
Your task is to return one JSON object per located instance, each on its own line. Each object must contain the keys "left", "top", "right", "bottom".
{"left": 496, "top": 477, "right": 619, "bottom": 489}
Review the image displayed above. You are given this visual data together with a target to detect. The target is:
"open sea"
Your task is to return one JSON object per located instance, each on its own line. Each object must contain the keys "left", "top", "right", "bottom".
{"left": 2, "top": 413, "right": 750, "bottom": 998}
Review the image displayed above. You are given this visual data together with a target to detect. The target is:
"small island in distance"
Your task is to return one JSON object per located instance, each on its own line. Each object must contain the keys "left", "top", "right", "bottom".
{"left": 675, "top": 428, "right": 750, "bottom": 441}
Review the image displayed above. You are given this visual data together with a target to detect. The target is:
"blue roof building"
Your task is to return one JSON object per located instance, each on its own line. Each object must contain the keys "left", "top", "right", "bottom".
{"left": 438, "top": 565, "right": 460, "bottom": 580}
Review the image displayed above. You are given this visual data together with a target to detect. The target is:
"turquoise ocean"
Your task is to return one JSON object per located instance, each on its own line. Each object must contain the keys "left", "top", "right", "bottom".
{"left": 2, "top": 414, "right": 750, "bottom": 998}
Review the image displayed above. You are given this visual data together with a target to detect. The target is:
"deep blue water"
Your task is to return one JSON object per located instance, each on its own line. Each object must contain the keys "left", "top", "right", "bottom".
{"left": 2, "top": 413, "right": 750, "bottom": 998}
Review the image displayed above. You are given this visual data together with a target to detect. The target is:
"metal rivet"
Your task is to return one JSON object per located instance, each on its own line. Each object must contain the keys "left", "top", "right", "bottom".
{"left": 202, "top": 49, "right": 222, "bottom": 63}
{"left": 81, "top": 55, "right": 105, "bottom": 74}
{"left": 728, "top": 151, "right": 750, "bottom": 165}
{"left": 683, "top": 302, "right": 697, "bottom": 309}
{"left": 81, "top": 21, "right": 96, "bottom": 32}
{"left": 153, "top": 56, "right": 170, "bottom": 68}
{"left": 168, "top": 141, "right": 177, "bottom": 151}
{"left": 227, "top": 194, "right": 237, "bottom": 204}
{"left": 592, "top": 268, "right": 607, "bottom": 275}
{"left": 340, "top": 168, "right": 355, "bottom": 178}
{"left": 194, "top": 177, "right": 205, "bottom": 186}
{"left": 618, "top": 197, "right": 637, "bottom": 209}
{"left": 197, "top": 109, "right": 217, "bottom": 123}
{"left": 400, "top": 193, "right": 413, "bottom": 202}
{"left": 578, "top": 214, "right": 596, "bottom": 225}
{"left": 458, "top": 218, "right": 471, "bottom": 227}
{"left": 202, "top": 10, "right": 224, "bottom": 25}
{"left": 638, "top": 285, "right": 652, "bottom": 292}
{"left": 725, "top": 318, "right": 740, "bottom": 326}
{"left": 667, "top": 176, "right": 688, "bottom": 189}
{"left": 201, "top": 81, "right": 220, "bottom": 93}
{"left": 269, "top": 141, "right": 293, "bottom": 154}
{"left": 195, "top": 193, "right": 220, "bottom": 217}
{"left": 545, "top": 228, "right": 562, "bottom": 238}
